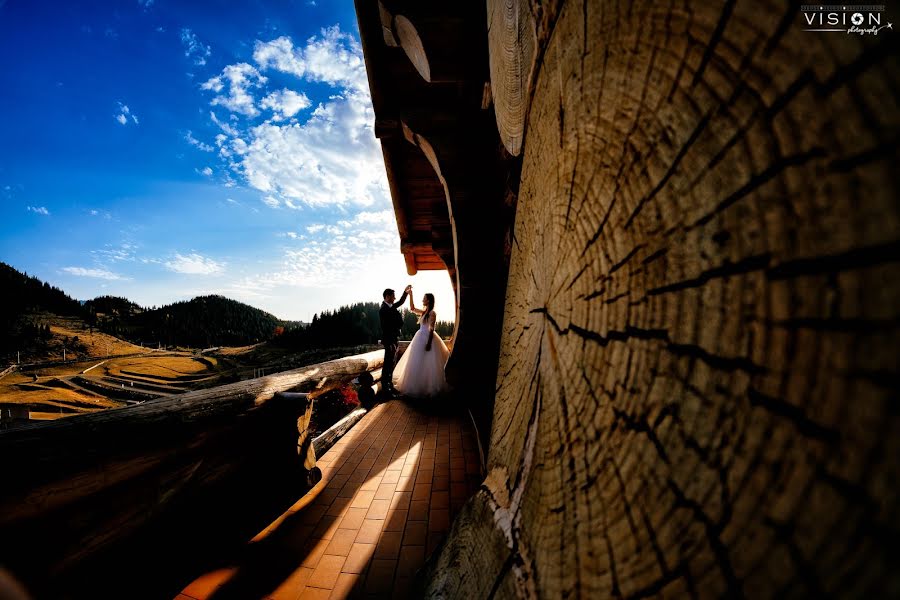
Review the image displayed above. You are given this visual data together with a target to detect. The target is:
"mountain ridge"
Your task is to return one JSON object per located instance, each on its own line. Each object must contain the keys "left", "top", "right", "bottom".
{"left": 1, "top": 262, "right": 283, "bottom": 357}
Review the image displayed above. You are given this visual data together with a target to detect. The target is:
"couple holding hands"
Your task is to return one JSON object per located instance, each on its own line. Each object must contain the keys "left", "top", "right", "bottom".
{"left": 379, "top": 285, "right": 449, "bottom": 398}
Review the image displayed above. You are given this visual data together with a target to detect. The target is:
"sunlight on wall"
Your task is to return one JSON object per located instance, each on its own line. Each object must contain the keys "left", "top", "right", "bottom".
{"left": 401, "top": 270, "right": 455, "bottom": 323}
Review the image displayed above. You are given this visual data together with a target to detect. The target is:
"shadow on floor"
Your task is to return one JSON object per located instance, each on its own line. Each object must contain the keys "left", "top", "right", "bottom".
{"left": 175, "top": 398, "right": 482, "bottom": 599}
{"left": 60, "top": 466, "right": 314, "bottom": 600}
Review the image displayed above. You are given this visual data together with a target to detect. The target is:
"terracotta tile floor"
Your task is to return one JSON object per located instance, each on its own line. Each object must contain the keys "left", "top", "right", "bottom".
{"left": 176, "top": 400, "right": 482, "bottom": 599}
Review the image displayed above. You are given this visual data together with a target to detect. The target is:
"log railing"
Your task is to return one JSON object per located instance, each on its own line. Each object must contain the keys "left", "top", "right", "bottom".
{"left": 0, "top": 349, "right": 385, "bottom": 596}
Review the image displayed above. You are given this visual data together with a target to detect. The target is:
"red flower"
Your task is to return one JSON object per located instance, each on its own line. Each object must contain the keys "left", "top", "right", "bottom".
{"left": 339, "top": 384, "right": 359, "bottom": 408}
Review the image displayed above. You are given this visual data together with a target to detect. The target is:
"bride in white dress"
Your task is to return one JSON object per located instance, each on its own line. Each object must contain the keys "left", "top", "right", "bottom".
{"left": 392, "top": 292, "right": 450, "bottom": 397}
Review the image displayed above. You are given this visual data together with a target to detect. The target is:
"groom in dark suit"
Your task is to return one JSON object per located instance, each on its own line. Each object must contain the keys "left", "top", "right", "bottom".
{"left": 380, "top": 285, "right": 410, "bottom": 396}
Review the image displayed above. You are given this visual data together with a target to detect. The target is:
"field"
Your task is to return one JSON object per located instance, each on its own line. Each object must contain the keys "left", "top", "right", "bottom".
{"left": 0, "top": 353, "right": 225, "bottom": 420}
{"left": 0, "top": 342, "right": 380, "bottom": 425}
{"left": 28, "top": 315, "right": 149, "bottom": 362}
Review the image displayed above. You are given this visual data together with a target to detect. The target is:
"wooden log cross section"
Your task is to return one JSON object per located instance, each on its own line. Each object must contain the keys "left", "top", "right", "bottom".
{"left": 0, "top": 349, "right": 383, "bottom": 592}
{"left": 410, "top": 0, "right": 900, "bottom": 598}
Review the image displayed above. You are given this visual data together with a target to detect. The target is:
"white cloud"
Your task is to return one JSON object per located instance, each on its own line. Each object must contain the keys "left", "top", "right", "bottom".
{"left": 199, "top": 166, "right": 213, "bottom": 177}
{"left": 226, "top": 211, "right": 403, "bottom": 302}
{"left": 238, "top": 92, "right": 385, "bottom": 206}
{"left": 201, "top": 63, "right": 267, "bottom": 117}
{"left": 185, "top": 130, "right": 214, "bottom": 152}
{"left": 62, "top": 267, "right": 129, "bottom": 281}
{"left": 353, "top": 210, "right": 394, "bottom": 227}
{"left": 210, "top": 111, "right": 239, "bottom": 136}
{"left": 193, "top": 27, "right": 386, "bottom": 209}
{"left": 199, "top": 27, "right": 384, "bottom": 207}
{"left": 260, "top": 88, "right": 311, "bottom": 120}
{"left": 92, "top": 242, "right": 136, "bottom": 262}
{"left": 114, "top": 102, "right": 139, "bottom": 125}
{"left": 26, "top": 206, "right": 49, "bottom": 215}
{"left": 262, "top": 195, "right": 280, "bottom": 208}
{"left": 268, "top": 210, "right": 401, "bottom": 286}
{"left": 252, "top": 27, "right": 368, "bottom": 93}
{"left": 238, "top": 235, "right": 395, "bottom": 290}
{"left": 164, "top": 253, "right": 225, "bottom": 275}
{"left": 181, "top": 28, "right": 211, "bottom": 66}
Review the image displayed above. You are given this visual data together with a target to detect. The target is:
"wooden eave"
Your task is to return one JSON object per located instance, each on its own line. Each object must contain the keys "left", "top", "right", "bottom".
{"left": 355, "top": 0, "right": 488, "bottom": 276}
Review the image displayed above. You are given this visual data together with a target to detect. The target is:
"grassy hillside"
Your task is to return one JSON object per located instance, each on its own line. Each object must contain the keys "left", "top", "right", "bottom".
{"left": 0, "top": 263, "right": 283, "bottom": 358}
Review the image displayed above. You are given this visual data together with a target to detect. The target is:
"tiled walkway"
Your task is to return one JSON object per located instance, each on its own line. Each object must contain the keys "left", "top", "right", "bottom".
{"left": 176, "top": 399, "right": 482, "bottom": 599}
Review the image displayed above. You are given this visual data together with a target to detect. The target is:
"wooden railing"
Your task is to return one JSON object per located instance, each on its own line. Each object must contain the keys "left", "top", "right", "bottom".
{"left": 0, "top": 349, "right": 385, "bottom": 597}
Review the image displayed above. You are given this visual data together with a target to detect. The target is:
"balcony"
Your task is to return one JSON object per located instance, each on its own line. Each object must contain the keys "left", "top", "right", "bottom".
{"left": 0, "top": 348, "right": 482, "bottom": 599}
{"left": 177, "top": 400, "right": 482, "bottom": 599}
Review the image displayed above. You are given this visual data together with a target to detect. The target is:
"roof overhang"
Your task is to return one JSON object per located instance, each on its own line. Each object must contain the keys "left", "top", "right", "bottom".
{"left": 355, "top": 0, "right": 489, "bottom": 276}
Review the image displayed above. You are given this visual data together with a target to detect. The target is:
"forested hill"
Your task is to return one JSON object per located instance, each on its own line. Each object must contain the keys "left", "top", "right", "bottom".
{"left": 274, "top": 301, "right": 455, "bottom": 349}
{"left": 0, "top": 262, "right": 83, "bottom": 317}
{"left": 133, "top": 295, "right": 280, "bottom": 347}
{"left": 83, "top": 295, "right": 144, "bottom": 319}
{"left": 0, "top": 263, "right": 280, "bottom": 349}
{"left": 0, "top": 262, "right": 454, "bottom": 353}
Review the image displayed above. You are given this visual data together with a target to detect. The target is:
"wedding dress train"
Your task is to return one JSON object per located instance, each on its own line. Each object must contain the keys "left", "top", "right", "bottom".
{"left": 392, "top": 311, "right": 450, "bottom": 397}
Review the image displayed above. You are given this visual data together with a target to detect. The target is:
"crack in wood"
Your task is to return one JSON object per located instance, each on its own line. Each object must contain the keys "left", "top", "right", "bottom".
{"left": 609, "top": 243, "right": 647, "bottom": 275}
{"left": 691, "top": 0, "right": 737, "bottom": 88}
{"left": 666, "top": 341, "right": 766, "bottom": 375}
{"left": 623, "top": 110, "right": 714, "bottom": 231}
{"left": 647, "top": 253, "right": 772, "bottom": 296}
{"left": 766, "top": 239, "right": 900, "bottom": 279}
{"left": 690, "top": 148, "right": 827, "bottom": 229}
{"left": 611, "top": 407, "right": 671, "bottom": 464}
{"left": 641, "top": 247, "right": 668, "bottom": 265}
{"left": 667, "top": 479, "right": 744, "bottom": 598}
{"left": 764, "top": 516, "right": 826, "bottom": 597}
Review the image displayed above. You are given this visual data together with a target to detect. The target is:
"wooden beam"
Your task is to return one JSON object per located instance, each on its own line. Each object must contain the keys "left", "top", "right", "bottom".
{"left": 401, "top": 240, "right": 452, "bottom": 253}
{"left": 394, "top": 15, "right": 431, "bottom": 82}
{"left": 0, "top": 350, "right": 384, "bottom": 585}
{"left": 404, "top": 250, "right": 418, "bottom": 275}
{"left": 380, "top": 142, "right": 411, "bottom": 240}
{"left": 374, "top": 118, "right": 401, "bottom": 139}
{"left": 382, "top": 6, "right": 480, "bottom": 85}
{"left": 313, "top": 407, "right": 367, "bottom": 457}
{"left": 487, "top": 0, "right": 537, "bottom": 156}
{"left": 377, "top": 0, "right": 398, "bottom": 47}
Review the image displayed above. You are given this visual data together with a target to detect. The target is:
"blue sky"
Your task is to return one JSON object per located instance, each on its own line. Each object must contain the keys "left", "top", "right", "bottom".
{"left": 0, "top": 0, "right": 454, "bottom": 321}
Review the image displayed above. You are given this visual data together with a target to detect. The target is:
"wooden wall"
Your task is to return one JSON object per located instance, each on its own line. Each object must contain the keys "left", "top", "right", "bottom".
{"left": 425, "top": 1, "right": 899, "bottom": 597}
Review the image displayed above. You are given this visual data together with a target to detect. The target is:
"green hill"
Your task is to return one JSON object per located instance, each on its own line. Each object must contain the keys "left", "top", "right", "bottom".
{"left": 0, "top": 263, "right": 85, "bottom": 360}
{"left": 0, "top": 262, "right": 453, "bottom": 357}
{"left": 133, "top": 295, "right": 280, "bottom": 348}
{"left": 0, "top": 262, "right": 83, "bottom": 317}
{"left": 0, "top": 263, "right": 281, "bottom": 352}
